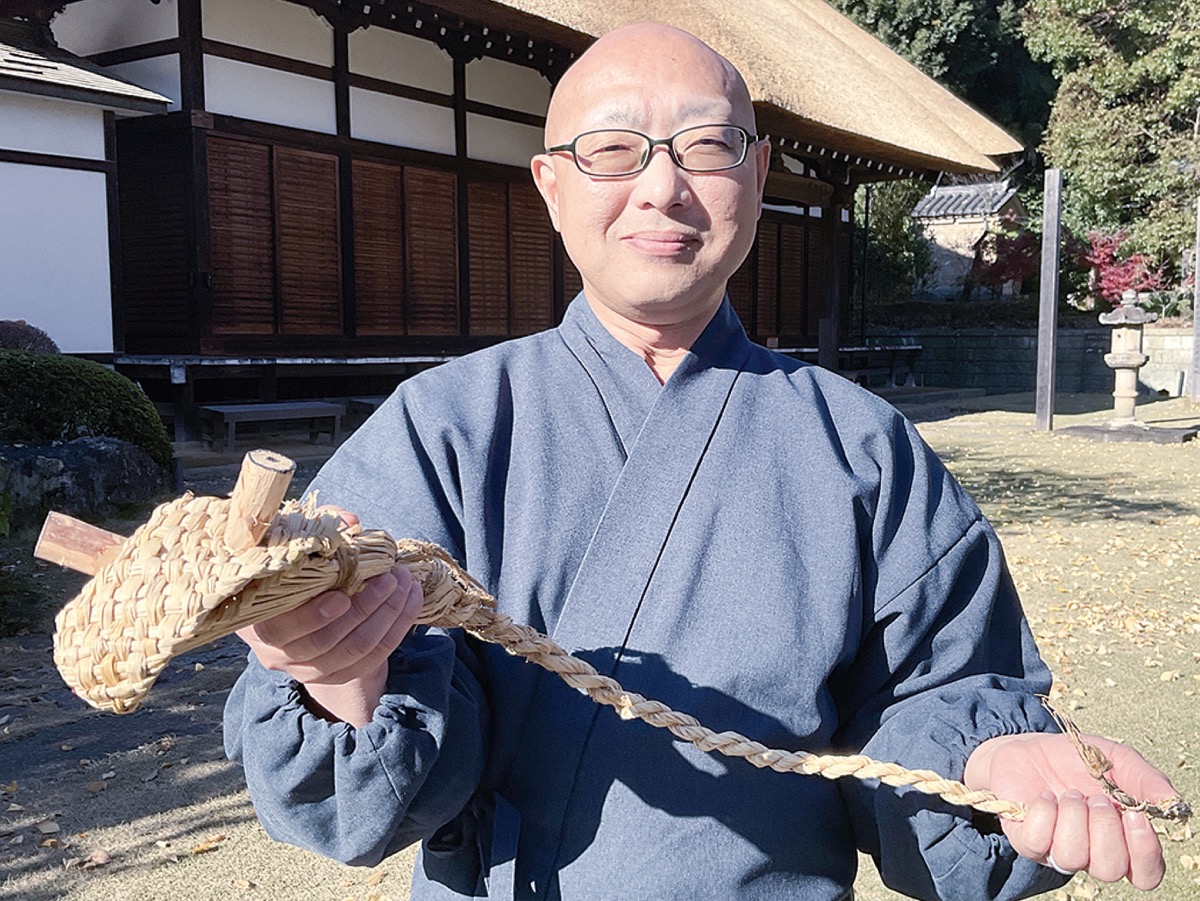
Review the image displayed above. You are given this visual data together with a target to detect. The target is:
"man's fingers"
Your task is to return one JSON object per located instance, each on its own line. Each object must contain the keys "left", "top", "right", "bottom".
{"left": 313, "top": 579, "right": 424, "bottom": 685}
{"left": 1123, "top": 810, "right": 1166, "bottom": 890}
{"left": 1006, "top": 791, "right": 1057, "bottom": 861}
{"left": 1047, "top": 790, "right": 1089, "bottom": 873}
{"left": 1083, "top": 795, "right": 1128, "bottom": 883}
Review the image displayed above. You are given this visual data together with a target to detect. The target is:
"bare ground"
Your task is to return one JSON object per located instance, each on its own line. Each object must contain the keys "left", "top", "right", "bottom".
{"left": 2, "top": 395, "right": 1199, "bottom": 900}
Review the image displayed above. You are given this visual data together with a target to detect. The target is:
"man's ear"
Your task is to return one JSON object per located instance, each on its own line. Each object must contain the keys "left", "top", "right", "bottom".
{"left": 753, "top": 141, "right": 771, "bottom": 220}
{"left": 530, "top": 154, "right": 562, "bottom": 232}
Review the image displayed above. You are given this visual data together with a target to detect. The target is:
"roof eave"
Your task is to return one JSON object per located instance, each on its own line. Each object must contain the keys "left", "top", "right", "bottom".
{"left": 0, "top": 75, "right": 168, "bottom": 114}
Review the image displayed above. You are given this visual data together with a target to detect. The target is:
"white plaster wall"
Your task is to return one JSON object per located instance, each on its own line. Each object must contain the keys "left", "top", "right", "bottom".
{"left": 0, "top": 163, "right": 113, "bottom": 354}
{"left": 350, "top": 88, "right": 455, "bottom": 155}
{"left": 104, "top": 55, "right": 182, "bottom": 111}
{"left": 466, "top": 57, "right": 549, "bottom": 116}
{"left": 466, "top": 114, "right": 543, "bottom": 168}
{"left": 52, "top": 0, "right": 179, "bottom": 56}
{"left": 205, "top": 56, "right": 337, "bottom": 134}
{"left": 0, "top": 92, "right": 105, "bottom": 159}
{"left": 349, "top": 27, "right": 452, "bottom": 94}
{"left": 203, "top": 0, "right": 333, "bottom": 66}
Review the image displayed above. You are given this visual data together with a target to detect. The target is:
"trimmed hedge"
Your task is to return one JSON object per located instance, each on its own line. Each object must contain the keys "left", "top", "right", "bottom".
{"left": 0, "top": 350, "right": 172, "bottom": 468}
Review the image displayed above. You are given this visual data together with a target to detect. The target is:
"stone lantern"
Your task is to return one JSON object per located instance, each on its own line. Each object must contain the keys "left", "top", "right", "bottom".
{"left": 1098, "top": 289, "right": 1157, "bottom": 429}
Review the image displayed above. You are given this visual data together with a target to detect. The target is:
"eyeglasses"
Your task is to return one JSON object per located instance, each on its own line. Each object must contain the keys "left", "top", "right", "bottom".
{"left": 545, "top": 124, "right": 758, "bottom": 177}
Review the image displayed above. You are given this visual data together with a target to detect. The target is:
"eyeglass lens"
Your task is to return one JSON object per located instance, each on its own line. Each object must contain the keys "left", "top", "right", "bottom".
{"left": 574, "top": 125, "right": 748, "bottom": 176}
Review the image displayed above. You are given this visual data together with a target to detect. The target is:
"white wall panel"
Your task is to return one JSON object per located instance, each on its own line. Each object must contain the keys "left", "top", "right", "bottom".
{"left": 203, "top": 0, "right": 333, "bottom": 66}
{"left": 466, "top": 57, "right": 549, "bottom": 117}
{"left": 466, "top": 114, "right": 544, "bottom": 168}
{"left": 350, "top": 88, "right": 455, "bottom": 155}
{"left": 104, "top": 55, "right": 182, "bottom": 111}
{"left": 0, "top": 93, "right": 105, "bottom": 159}
{"left": 348, "top": 27, "right": 452, "bottom": 94}
{"left": 0, "top": 163, "right": 113, "bottom": 354}
{"left": 205, "top": 56, "right": 337, "bottom": 134}
{"left": 52, "top": 0, "right": 179, "bottom": 56}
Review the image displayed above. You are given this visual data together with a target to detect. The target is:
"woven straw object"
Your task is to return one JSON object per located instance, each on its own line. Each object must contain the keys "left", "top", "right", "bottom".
{"left": 46, "top": 455, "right": 1191, "bottom": 825}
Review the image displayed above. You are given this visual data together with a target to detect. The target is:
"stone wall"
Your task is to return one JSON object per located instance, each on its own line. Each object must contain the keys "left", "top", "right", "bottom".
{"left": 869, "top": 325, "right": 1196, "bottom": 396}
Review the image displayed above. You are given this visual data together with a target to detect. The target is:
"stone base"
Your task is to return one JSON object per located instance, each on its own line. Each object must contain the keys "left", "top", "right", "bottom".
{"left": 1058, "top": 424, "right": 1199, "bottom": 444}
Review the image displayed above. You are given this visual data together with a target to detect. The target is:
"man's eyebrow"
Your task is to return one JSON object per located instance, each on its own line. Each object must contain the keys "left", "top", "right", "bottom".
{"left": 580, "top": 100, "right": 734, "bottom": 131}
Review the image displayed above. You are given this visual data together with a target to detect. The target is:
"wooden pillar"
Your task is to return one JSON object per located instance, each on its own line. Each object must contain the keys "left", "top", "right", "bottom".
{"left": 1190, "top": 197, "right": 1200, "bottom": 402}
{"left": 1035, "top": 169, "right": 1063, "bottom": 432}
{"left": 818, "top": 204, "right": 843, "bottom": 372}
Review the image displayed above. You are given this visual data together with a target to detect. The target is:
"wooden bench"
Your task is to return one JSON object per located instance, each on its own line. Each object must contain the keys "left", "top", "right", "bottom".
{"left": 198, "top": 401, "right": 346, "bottom": 451}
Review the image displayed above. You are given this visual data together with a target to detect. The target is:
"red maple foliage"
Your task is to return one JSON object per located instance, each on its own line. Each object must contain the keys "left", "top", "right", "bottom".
{"left": 1084, "top": 231, "right": 1167, "bottom": 304}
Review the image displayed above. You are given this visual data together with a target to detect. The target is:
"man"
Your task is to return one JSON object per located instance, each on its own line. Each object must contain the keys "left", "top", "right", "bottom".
{"left": 225, "top": 23, "right": 1176, "bottom": 900}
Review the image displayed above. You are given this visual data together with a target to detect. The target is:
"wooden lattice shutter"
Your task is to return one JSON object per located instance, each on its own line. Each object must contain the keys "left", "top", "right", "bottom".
{"left": 274, "top": 146, "right": 342, "bottom": 335}
{"left": 208, "top": 135, "right": 275, "bottom": 335}
{"left": 807, "top": 221, "right": 826, "bottom": 338}
{"left": 778, "top": 221, "right": 807, "bottom": 338}
{"left": 757, "top": 222, "right": 780, "bottom": 337}
{"left": 509, "top": 182, "right": 554, "bottom": 335}
{"left": 353, "top": 160, "right": 405, "bottom": 336}
{"left": 405, "top": 166, "right": 459, "bottom": 335}
{"left": 467, "top": 179, "right": 509, "bottom": 336}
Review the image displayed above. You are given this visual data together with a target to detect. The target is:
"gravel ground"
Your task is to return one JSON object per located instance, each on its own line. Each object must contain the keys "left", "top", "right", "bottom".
{"left": 2, "top": 394, "right": 1198, "bottom": 901}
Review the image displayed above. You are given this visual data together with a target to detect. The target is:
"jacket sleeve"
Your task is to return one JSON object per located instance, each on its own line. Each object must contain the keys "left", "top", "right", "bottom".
{"left": 223, "top": 383, "right": 490, "bottom": 866}
{"left": 224, "top": 628, "right": 488, "bottom": 866}
{"left": 833, "top": 413, "right": 1069, "bottom": 901}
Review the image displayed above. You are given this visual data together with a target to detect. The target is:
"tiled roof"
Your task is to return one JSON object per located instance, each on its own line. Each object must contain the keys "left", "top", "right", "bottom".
{"left": 911, "top": 180, "right": 1021, "bottom": 219}
{"left": 0, "top": 20, "right": 168, "bottom": 113}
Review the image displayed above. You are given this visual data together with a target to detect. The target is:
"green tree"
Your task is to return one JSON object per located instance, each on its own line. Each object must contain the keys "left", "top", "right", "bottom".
{"left": 1023, "top": 0, "right": 1200, "bottom": 275}
{"left": 829, "top": 0, "right": 1056, "bottom": 150}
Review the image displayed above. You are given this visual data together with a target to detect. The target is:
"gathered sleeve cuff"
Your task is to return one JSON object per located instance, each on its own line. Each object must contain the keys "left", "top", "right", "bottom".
{"left": 223, "top": 629, "right": 487, "bottom": 867}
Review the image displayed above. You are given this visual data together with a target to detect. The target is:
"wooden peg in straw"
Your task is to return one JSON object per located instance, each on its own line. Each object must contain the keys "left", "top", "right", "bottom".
{"left": 224, "top": 449, "right": 296, "bottom": 550}
{"left": 35, "top": 512, "right": 125, "bottom": 576}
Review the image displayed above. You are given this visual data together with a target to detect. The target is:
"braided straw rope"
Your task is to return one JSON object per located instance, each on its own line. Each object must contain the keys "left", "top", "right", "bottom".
{"left": 52, "top": 489, "right": 1030, "bottom": 822}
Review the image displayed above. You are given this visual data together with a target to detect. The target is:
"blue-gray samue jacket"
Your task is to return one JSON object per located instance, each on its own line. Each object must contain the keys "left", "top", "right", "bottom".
{"left": 226, "top": 296, "right": 1067, "bottom": 900}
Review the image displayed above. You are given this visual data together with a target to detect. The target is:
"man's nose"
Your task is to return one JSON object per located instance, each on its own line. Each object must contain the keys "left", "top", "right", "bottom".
{"left": 631, "top": 145, "right": 691, "bottom": 209}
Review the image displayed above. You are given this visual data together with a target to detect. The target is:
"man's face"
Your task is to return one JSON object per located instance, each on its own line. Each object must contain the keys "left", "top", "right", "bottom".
{"left": 531, "top": 27, "right": 770, "bottom": 329}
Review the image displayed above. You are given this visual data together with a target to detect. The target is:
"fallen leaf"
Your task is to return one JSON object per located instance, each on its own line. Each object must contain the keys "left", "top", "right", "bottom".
{"left": 86, "top": 782, "right": 105, "bottom": 794}
{"left": 6, "top": 803, "right": 24, "bottom": 812}
{"left": 366, "top": 871, "right": 386, "bottom": 886}
{"left": 191, "top": 833, "right": 227, "bottom": 855}
{"left": 40, "top": 838, "right": 59, "bottom": 848}
{"left": 0, "top": 715, "right": 10, "bottom": 726}
{"left": 234, "top": 879, "right": 255, "bottom": 890}
{"left": 60, "top": 744, "right": 73, "bottom": 752}
{"left": 36, "top": 819, "right": 61, "bottom": 835}
{"left": 81, "top": 849, "right": 111, "bottom": 870}
{"left": 10, "top": 834, "right": 24, "bottom": 845}
{"left": 194, "top": 662, "right": 205, "bottom": 672}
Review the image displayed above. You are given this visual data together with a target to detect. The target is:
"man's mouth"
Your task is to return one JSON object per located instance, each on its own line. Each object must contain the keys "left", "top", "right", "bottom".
{"left": 622, "top": 231, "right": 701, "bottom": 256}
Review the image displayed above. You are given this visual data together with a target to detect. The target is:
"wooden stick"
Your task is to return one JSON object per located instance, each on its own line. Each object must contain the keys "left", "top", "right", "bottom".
{"left": 35, "top": 512, "right": 125, "bottom": 576}
{"left": 224, "top": 449, "right": 297, "bottom": 551}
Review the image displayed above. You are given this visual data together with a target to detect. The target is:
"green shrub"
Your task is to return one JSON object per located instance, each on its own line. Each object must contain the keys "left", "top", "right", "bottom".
{"left": 0, "top": 350, "right": 172, "bottom": 468}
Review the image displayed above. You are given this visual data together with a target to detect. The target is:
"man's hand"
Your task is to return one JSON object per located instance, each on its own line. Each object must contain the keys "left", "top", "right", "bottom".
{"left": 236, "top": 511, "right": 425, "bottom": 727}
{"left": 965, "top": 732, "right": 1178, "bottom": 889}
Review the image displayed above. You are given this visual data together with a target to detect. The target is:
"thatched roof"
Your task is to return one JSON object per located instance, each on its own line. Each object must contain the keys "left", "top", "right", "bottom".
{"left": 474, "top": 0, "right": 1021, "bottom": 175}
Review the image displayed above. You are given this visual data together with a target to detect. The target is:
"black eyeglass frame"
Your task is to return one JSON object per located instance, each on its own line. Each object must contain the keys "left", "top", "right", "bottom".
{"left": 544, "top": 124, "right": 760, "bottom": 177}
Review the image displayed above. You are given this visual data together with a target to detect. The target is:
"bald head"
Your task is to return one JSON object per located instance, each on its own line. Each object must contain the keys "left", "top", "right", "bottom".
{"left": 545, "top": 23, "right": 757, "bottom": 146}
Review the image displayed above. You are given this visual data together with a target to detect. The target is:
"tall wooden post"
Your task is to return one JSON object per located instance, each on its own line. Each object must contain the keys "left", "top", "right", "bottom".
{"left": 1035, "top": 169, "right": 1063, "bottom": 431}
{"left": 1190, "top": 197, "right": 1200, "bottom": 402}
